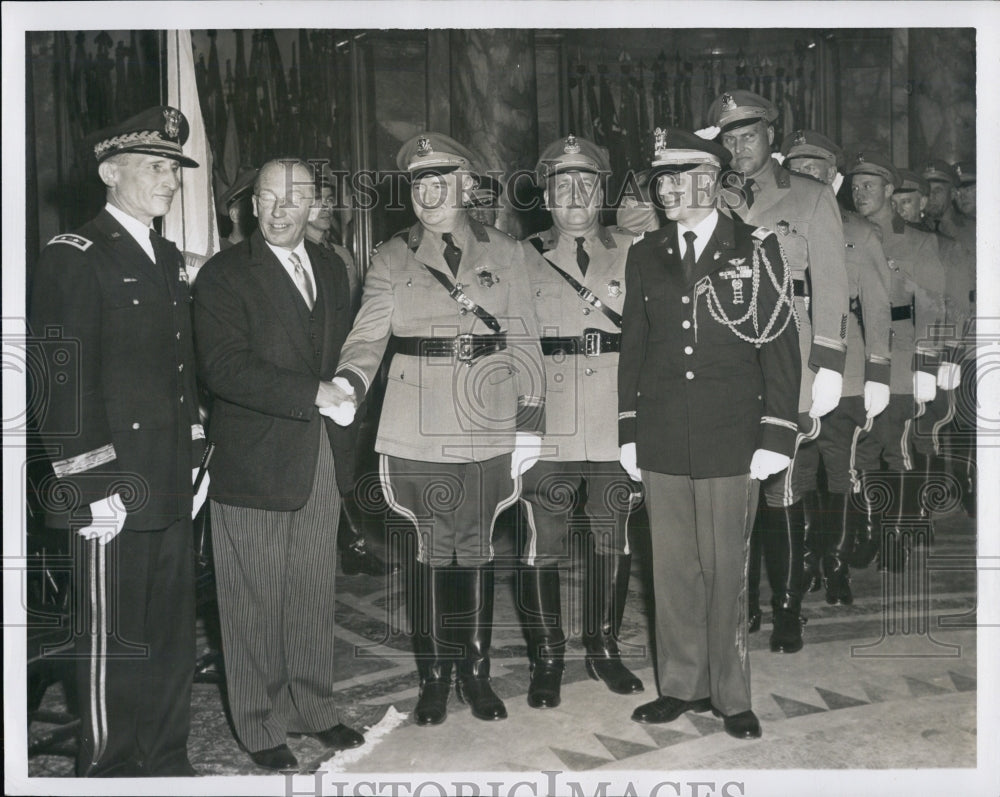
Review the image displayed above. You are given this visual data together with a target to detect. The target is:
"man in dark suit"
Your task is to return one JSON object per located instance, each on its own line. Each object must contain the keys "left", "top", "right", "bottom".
{"left": 193, "top": 158, "right": 364, "bottom": 771}
{"left": 29, "top": 106, "right": 207, "bottom": 776}
{"left": 619, "top": 128, "right": 801, "bottom": 740}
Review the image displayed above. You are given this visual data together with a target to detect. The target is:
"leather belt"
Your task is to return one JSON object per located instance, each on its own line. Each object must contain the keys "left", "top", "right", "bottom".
{"left": 392, "top": 333, "right": 506, "bottom": 363}
{"left": 541, "top": 329, "right": 621, "bottom": 357}
{"left": 793, "top": 279, "right": 809, "bottom": 297}
{"left": 890, "top": 304, "right": 913, "bottom": 321}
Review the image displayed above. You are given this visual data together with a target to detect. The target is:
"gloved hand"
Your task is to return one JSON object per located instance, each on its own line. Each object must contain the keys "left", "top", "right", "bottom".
{"left": 914, "top": 370, "right": 937, "bottom": 403}
{"left": 809, "top": 367, "right": 843, "bottom": 418}
{"left": 510, "top": 433, "right": 543, "bottom": 478}
{"left": 863, "top": 380, "right": 891, "bottom": 419}
{"left": 192, "top": 467, "right": 210, "bottom": 518}
{"left": 937, "top": 362, "right": 961, "bottom": 390}
{"left": 619, "top": 442, "right": 642, "bottom": 482}
{"left": 78, "top": 493, "right": 127, "bottom": 545}
{"left": 749, "top": 449, "right": 791, "bottom": 481}
{"left": 318, "top": 376, "right": 357, "bottom": 426}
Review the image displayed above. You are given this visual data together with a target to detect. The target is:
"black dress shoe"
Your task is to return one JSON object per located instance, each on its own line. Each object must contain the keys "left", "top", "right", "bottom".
{"left": 249, "top": 745, "right": 299, "bottom": 771}
{"left": 585, "top": 657, "right": 644, "bottom": 695}
{"left": 415, "top": 680, "right": 451, "bottom": 725}
{"left": 712, "top": 708, "right": 762, "bottom": 739}
{"left": 631, "top": 695, "right": 712, "bottom": 724}
{"left": 527, "top": 664, "right": 563, "bottom": 709}
{"left": 748, "top": 606, "right": 762, "bottom": 633}
{"left": 456, "top": 677, "right": 508, "bottom": 720}
{"left": 312, "top": 723, "right": 365, "bottom": 750}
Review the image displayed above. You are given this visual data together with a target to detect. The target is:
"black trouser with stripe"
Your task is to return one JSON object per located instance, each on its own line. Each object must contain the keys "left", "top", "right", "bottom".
{"left": 210, "top": 436, "right": 342, "bottom": 753}
{"left": 73, "top": 518, "right": 195, "bottom": 777}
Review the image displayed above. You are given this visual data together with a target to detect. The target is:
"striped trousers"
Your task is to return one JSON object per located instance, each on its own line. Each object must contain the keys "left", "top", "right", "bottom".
{"left": 210, "top": 432, "right": 342, "bottom": 752}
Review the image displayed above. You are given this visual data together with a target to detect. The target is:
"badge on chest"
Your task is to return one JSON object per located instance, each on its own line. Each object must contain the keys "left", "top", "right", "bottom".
{"left": 718, "top": 258, "right": 752, "bottom": 305}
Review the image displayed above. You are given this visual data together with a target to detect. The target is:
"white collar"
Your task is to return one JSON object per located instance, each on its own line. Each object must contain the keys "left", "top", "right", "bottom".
{"left": 678, "top": 209, "right": 719, "bottom": 242}
{"left": 104, "top": 203, "right": 155, "bottom": 260}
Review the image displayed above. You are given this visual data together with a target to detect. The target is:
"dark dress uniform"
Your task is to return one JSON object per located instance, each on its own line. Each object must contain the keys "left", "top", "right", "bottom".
{"left": 619, "top": 209, "right": 800, "bottom": 719}
{"left": 30, "top": 208, "right": 204, "bottom": 776}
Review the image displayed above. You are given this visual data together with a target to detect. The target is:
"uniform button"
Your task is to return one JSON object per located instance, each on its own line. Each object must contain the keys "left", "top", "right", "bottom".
{"left": 132, "top": 299, "right": 139, "bottom": 305}
{"left": 176, "top": 331, "right": 181, "bottom": 340}
{"left": 682, "top": 320, "right": 691, "bottom": 329}
{"left": 684, "top": 346, "right": 693, "bottom": 355}
{"left": 179, "top": 395, "right": 185, "bottom": 403}
{"left": 173, "top": 300, "right": 177, "bottom": 306}
{"left": 132, "top": 422, "right": 140, "bottom": 430}
{"left": 583, "top": 308, "right": 591, "bottom": 315}
{"left": 685, "top": 370, "right": 695, "bottom": 380}
{"left": 681, "top": 295, "right": 690, "bottom": 304}
{"left": 178, "top": 363, "right": 184, "bottom": 372}
{"left": 585, "top": 368, "right": 595, "bottom": 376}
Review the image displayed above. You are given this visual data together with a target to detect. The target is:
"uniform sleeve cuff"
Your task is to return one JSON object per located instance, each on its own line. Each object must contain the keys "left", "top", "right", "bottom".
{"left": 759, "top": 417, "right": 798, "bottom": 458}
{"left": 913, "top": 350, "right": 941, "bottom": 376}
{"left": 516, "top": 397, "right": 545, "bottom": 434}
{"left": 336, "top": 368, "right": 369, "bottom": 404}
{"left": 809, "top": 342, "right": 846, "bottom": 374}
{"left": 864, "top": 360, "right": 891, "bottom": 385}
{"left": 618, "top": 412, "right": 637, "bottom": 446}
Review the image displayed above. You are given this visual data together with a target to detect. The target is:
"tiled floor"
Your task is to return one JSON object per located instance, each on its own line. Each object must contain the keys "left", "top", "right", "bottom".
{"left": 26, "top": 503, "right": 979, "bottom": 787}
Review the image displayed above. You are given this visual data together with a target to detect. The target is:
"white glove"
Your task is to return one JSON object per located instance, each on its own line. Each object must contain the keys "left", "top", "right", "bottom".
{"left": 619, "top": 442, "right": 642, "bottom": 482}
{"left": 318, "top": 376, "right": 357, "bottom": 426}
{"left": 937, "top": 362, "right": 961, "bottom": 390}
{"left": 78, "top": 493, "right": 127, "bottom": 545}
{"left": 749, "top": 449, "right": 791, "bottom": 481}
{"left": 809, "top": 367, "right": 843, "bottom": 418}
{"left": 914, "top": 370, "right": 937, "bottom": 403}
{"left": 510, "top": 433, "right": 543, "bottom": 479}
{"left": 863, "top": 380, "right": 891, "bottom": 419}
{"left": 192, "top": 466, "right": 210, "bottom": 518}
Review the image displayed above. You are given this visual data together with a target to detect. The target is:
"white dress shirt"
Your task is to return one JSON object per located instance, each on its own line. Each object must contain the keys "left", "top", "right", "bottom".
{"left": 265, "top": 240, "right": 316, "bottom": 306}
{"left": 105, "top": 202, "right": 155, "bottom": 262}
{"left": 677, "top": 209, "right": 720, "bottom": 262}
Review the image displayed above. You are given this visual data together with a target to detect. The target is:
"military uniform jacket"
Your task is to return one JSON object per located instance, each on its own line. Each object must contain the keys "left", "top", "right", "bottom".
{"left": 618, "top": 211, "right": 801, "bottom": 478}
{"left": 29, "top": 209, "right": 204, "bottom": 530}
{"left": 336, "top": 218, "right": 545, "bottom": 463}
{"left": 524, "top": 225, "right": 632, "bottom": 462}
{"left": 193, "top": 231, "right": 356, "bottom": 510}
{"left": 876, "top": 215, "right": 947, "bottom": 394}
{"left": 726, "top": 161, "right": 849, "bottom": 409}
{"left": 933, "top": 232, "right": 975, "bottom": 354}
{"left": 841, "top": 210, "right": 892, "bottom": 397}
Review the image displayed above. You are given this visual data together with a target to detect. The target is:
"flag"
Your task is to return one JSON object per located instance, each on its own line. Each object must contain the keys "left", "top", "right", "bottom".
{"left": 164, "top": 30, "right": 221, "bottom": 278}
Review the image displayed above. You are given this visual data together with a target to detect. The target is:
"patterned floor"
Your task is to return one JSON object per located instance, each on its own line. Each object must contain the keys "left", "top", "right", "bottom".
{"left": 26, "top": 502, "right": 978, "bottom": 781}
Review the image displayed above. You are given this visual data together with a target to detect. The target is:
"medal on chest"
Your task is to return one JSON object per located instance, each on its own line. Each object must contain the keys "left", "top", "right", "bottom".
{"left": 718, "top": 258, "right": 751, "bottom": 305}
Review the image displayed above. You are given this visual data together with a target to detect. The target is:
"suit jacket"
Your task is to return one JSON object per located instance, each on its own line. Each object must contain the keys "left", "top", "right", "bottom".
{"left": 726, "top": 161, "right": 849, "bottom": 409}
{"left": 193, "top": 230, "right": 354, "bottom": 510}
{"left": 29, "top": 208, "right": 204, "bottom": 529}
{"left": 618, "top": 211, "right": 801, "bottom": 478}
{"left": 524, "top": 225, "right": 634, "bottom": 462}
{"left": 335, "top": 218, "right": 545, "bottom": 463}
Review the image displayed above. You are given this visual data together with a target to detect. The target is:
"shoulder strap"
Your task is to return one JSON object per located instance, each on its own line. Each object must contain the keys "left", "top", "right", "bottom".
{"left": 540, "top": 255, "right": 623, "bottom": 329}
{"left": 422, "top": 265, "right": 502, "bottom": 333}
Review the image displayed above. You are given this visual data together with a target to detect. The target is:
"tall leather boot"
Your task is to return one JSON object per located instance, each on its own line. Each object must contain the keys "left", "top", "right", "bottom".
{"left": 914, "top": 452, "right": 937, "bottom": 546}
{"left": 847, "top": 470, "right": 883, "bottom": 569}
{"left": 583, "top": 552, "right": 644, "bottom": 694}
{"left": 822, "top": 493, "right": 854, "bottom": 605}
{"left": 411, "top": 562, "right": 455, "bottom": 726}
{"left": 801, "top": 490, "right": 825, "bottom": 593}
{"left": 520, "top": 564, "right": 565, "bottom": 709}
{"left": 453, "top": 563, "right": 507, "bottom": 721}
{"left": 760, "top": 502, "right": 805, "bottom": 653}
{"left": 747, "top": 518, "right": 763, "bottom": 633}
{"left": 877, "top": 471, "right": 910, "bottom": 573}
{"left": 339, "top": 493, "right": 395, "bottom": 576}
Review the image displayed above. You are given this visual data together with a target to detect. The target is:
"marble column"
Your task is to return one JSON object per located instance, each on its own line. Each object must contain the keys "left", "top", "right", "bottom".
{"left": 908, "top": 29, "right": 975, "bottom": 164}
{"left": 449, "top": 30, "right": 538, "bottom": 238}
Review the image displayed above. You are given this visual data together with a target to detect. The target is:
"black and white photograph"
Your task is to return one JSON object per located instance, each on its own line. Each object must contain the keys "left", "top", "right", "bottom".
{"left": 3, "top": 2, "right": 998, "bottom": 796}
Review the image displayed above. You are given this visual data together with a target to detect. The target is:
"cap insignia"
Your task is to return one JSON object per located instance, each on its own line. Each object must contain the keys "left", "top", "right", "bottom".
{"left": 955, "top": 164, "right": 963, "bottom": 177}
{"left": 721, "top": 93, "right": 737, "bottom": 112}
{"left": 653, "top": 127, "right": 668, "bottom": 155}
{"left": 416, "top": 136, "right": 432, "bottom": 157}
{"left": 564, "top": 134, "right": 580, "bottom": 155}
{"left": 793, "top": 130, "right": 806, "bottom": 146}
{"left": 856, "top": 152, "right": 865, "bottom": 164}
{"left": 163, "top": 107, "right": 182, "bottom": 140}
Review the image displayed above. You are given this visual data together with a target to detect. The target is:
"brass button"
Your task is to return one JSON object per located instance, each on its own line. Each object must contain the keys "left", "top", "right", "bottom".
{"left": 178, "top": 363, "right": 184, "bottom": 372}
{"left": 681, "top": 295, "right": 690, "bottom": 304}
{"left": 132, "top": 299, "right": 139, "bottom": 305}
{"left": 685, "top": 371, "right": 694, "bottom": 380}
{"left": 582, "top": 308, "right": 591, "bottom": 315}
{"left": 682, "top": 320, "right": 691, "bottom": 329}
{"left": 180, "top": 395, "right": 185, "bottom": 403}
{"left": 684, "top": 346, "right": 693, "bottom": 355}
{"left": 585, "top": 368, "right": 595, "bottom": 376}
{"left": 132, "top": 422, "right": 140, "bottom": 430}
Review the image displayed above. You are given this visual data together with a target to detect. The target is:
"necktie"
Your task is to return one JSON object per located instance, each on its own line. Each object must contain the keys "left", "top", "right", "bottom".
{"left": 575, "top": 236, "right": 590, "bottom": 277}
{"left": 288, "top": 251, "right": 315, "bottom": 310}
{"left": 682, "top": 230, "right": 697, "bottom": 282}
{"left": 442, "top": 232, "right": 462, "bottom": 277}
{"left": 742, "top": 177, "right": 756, "bottom": 210}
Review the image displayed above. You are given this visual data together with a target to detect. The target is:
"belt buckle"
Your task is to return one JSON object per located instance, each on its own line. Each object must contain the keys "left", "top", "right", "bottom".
{"left": 584, "top": 330, "right": 601, "bottom": 357}
{"left": 455, "top": 333, "right": 474, "bottom": 363}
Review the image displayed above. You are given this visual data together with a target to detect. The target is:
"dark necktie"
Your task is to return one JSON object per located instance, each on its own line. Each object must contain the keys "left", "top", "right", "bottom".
{"left": 742, "top": 177, "right": 756, "bottom": 210}
{"left": 682, "top": 230, "right": 697, "bottom": 282}
{"left": 575, "top": 236, "right": 590, "bottom": 277}
{"left": 442, "top": 232, "right": 462, "bottom": 277}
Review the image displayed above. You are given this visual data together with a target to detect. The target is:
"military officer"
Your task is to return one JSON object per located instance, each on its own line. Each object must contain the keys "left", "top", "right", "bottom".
{"left": 466, "top": 173, "right": 503, "bottom": 228}
{"left": 621, "top": 128, "right": 800, "bottom": 740}
{"left": 331, "top": 132, "right": 546, "bottom": 726}
{"left": 29, "top": 106, "right": 207, "bottom": 776}
{"left": 708, "top": 90, "right": 850, "bottom": 653}
{"left": 517, "top": 134, "right": 644, "bottom": 710}
{"left": 218, "top": 166, "right": 258, "bottom": 249}
{"left": 848, "top": 152, "right": 948, "bottom": 571}
{"left": 780, "top": 131, "right": 892, "bottom": 606}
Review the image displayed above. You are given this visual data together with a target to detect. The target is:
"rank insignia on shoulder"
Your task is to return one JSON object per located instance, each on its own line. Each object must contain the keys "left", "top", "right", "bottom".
{"left": 751, "top": 227, "right": 773, "bottom": 241}
{"left": 49, "top": 233, "right": 92, "bottom": 251}
{"left": 607, "top": 279, "right": 622, "bottom": 297}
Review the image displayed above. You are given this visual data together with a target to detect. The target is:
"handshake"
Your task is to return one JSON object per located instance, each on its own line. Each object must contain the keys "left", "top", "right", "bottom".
{"left": 316, "top": 377, "right": 358, "bottom": 426}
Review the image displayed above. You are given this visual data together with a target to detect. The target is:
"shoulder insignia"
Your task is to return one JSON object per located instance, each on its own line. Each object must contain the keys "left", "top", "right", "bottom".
{"left": 632, "top": 231, "right": 646, "bottom": 244}
{"left": 751, "top": 227, "right": 773, "bottom": 241}
{"left": 48, "top": 233, "right": 92, "bottom": 251}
